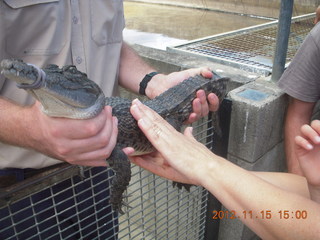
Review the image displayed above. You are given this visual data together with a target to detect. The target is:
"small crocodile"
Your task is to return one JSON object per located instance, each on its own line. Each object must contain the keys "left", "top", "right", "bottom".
{"left": 1, "top": 59, "right": 228, "bottom": 213}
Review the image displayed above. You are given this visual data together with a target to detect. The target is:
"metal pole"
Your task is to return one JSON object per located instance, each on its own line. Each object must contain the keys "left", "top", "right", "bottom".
{"left": 204, "top": 99, "right": 232, "bottom": 240}
{"left": 271, "top": 0, "right": 294, "bottom": 81}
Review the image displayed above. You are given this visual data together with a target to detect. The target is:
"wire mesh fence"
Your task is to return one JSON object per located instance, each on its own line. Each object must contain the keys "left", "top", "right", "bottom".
{"left": 169, "top": 13, "right": 315, "bottom": 76}
{"left": 0, "top": 116, "right": 213, "bottom": 240}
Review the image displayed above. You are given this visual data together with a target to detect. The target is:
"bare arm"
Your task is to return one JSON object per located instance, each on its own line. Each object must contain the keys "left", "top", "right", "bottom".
{"left": 284, "top": 97, "right": 315, "bottom": 175}
{"left": 202, "top": 159, "right": 320, "bottom": 240}
{"left": 129, "top": 99, "right": 320, "bottom": 240}
{"left": 0, "top": 98, "right": 34, "bottom": 148}
{"left": 0, "top": 97, "right": 117, "bottom": 166}
{"left": 118, "top": 42, "right": 156, "bottom": 94}
{"left": 251, "top": 171, "right": 310, "bottom": 198}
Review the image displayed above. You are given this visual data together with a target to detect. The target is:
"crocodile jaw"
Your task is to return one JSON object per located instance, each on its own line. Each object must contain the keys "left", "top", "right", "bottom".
{"left": 1, "top": 59, "right": 106, "bottom": 119}
{"left": 1, "top": 59, "right": 39, "bottom": 86}
{"left": 40, "top": 92, "right": 106, "bottom": 119}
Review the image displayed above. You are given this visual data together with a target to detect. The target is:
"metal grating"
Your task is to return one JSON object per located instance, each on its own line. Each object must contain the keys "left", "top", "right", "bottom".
{"left": 168, "top": 14, "right": 315, "bottom": 76}
{"left": 0, "top": 116, "right": 212, "bottom": 240}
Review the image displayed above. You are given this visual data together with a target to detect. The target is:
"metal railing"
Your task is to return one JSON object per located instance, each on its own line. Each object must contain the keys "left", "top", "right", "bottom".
{"left": 0, "top": 115, "right": 215, "bottom": 240}
{"left": 168, "top": 14, "right": 315, "bottom": 76}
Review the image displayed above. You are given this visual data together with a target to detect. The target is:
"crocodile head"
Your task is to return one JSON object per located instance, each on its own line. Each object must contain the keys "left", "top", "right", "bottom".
{"left": 1, "top": 59, "right": 105, "bottom": 119}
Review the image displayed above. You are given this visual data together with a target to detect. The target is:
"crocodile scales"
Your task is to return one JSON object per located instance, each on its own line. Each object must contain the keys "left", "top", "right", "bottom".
{"left": 1, "top": 59, "right": 228, "bottom": 213}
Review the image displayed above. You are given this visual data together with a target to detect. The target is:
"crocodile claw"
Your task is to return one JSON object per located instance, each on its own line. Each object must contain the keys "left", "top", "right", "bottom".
{"left": 172, "top": 181, "right": 193, "bottom": 192}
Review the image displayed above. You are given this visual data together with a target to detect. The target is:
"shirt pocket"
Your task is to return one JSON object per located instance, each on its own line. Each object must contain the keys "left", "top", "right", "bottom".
{"left": 3, "top": 0, "right": 66, "bottom": 57}
{"left": 90, "top": 0, "right": 125, "bottom": 46}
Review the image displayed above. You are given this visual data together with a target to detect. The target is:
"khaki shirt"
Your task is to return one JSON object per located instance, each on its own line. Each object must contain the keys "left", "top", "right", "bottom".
{"left": 0, "top": 0, "right": 125, "bottom": 169}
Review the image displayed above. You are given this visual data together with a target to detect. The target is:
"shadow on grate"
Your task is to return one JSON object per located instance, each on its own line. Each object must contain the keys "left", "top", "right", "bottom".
{"left": 168, "top": 13, "right": 315, "bottom": 76}
{"left": 0, "top": 116, "right": 213, "bottom": 240}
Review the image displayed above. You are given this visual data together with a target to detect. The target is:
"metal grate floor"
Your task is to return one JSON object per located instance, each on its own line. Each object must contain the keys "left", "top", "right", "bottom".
{"left": 168, "top": 14, "right": 315, "bottom": 76}
{"left": 0, "top": 116, "right": 212, "bottom": 240}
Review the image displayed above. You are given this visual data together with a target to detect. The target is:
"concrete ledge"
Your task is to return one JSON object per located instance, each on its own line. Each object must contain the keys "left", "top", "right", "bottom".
{"left": 132, "top": 44, "right": 257, "bottom": 91}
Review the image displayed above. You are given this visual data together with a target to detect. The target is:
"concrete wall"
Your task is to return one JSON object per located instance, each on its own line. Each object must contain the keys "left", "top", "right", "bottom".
{"left": 131, "top": 44, "right": 287, "bottom": 240}
{"left": 218, "top": 79, "right": 287, "bottom": 240}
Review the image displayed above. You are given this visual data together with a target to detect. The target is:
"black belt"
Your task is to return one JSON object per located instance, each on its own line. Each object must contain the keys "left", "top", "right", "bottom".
{"left": 0, "top": 165, "right": 60, "bottom": 188}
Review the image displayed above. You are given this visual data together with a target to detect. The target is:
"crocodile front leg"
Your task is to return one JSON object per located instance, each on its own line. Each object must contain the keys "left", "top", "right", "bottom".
{"left": 108, "top": 146, "right": 131, "bottom": 214}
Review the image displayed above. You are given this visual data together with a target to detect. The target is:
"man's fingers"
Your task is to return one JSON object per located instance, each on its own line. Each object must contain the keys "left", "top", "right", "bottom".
{"left": 199, "top": 67, "right": 213, "bottom": 78}
{"left": 208, "top": 93, "right": 220, "bottom": 112}
{"left": 43, "top": 106, "right": 111, "bottom": 140}
{"left": 122, "top": 147, "right": 135, "bottom": 156}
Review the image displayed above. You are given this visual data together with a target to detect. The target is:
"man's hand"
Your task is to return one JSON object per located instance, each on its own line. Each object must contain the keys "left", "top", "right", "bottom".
{"left": 27, "top": 101, "right": 118, "bottom": 166}
{"left": 146, "top": 67, "right": 220, "bottom": 124}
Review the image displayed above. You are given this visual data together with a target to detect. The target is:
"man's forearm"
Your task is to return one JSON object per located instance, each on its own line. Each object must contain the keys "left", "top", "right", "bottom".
{"left": 118, "top": 42, "right": 157, "bottom": 96}
{"left": 0, "top": 98, "right": 35, "bottom": 148}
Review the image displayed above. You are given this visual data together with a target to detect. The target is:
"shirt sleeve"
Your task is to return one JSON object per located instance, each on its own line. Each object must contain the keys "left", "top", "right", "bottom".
{"left": 278, "top": 24, "right": 320, "bottom": 103}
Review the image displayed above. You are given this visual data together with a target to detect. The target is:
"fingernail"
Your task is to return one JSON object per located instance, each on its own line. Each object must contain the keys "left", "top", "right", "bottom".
{"left": 315, "top": 136, "right": 320, "bottom": 143}
{"left": 307, "top": 144, "right": 314, "bottom": 150}
{"left": 212, "top": 93, "right": 218, "bottom": 100}
{"left": 138, "top": 118, "right": 146, "bottom": 128}
{"left": 132, "top": 98, "right": 142, "bottom": 105}
{"left": 105, "top": 105, "right": 111, "bottom": 114}
{"left": 131, "top": 104, "right": 138, "bottom": 113}
{"left": 113, "top": 117, "right": 118, "bottom": 126}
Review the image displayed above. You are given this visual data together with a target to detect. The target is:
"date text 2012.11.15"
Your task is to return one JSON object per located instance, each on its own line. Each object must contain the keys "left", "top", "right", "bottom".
{"left": 212, "top": 210, "right": 308, "bottom": 220}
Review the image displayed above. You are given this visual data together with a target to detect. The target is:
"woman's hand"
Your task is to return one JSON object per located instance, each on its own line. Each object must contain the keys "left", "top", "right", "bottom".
{"left": 128, "top": 99, "right": 218, "bottom": 186}
{"left": 128, "top": 151, "right": 194, "bottom": 185}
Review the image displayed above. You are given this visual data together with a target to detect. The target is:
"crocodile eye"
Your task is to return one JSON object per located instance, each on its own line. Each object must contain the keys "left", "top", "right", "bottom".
{"left": 63, "top": 65, "right": 78, "bottom": 74}
{"left": 69, "top": 66, "right": 77, "bottom": 73}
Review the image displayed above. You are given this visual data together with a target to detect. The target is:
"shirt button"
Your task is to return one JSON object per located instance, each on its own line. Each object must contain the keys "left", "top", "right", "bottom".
{"left": 73, "top": 16, "right": 78, "bottom": 24}
{"left": 76, "top": 57, "right": 82, "bottom": 64}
